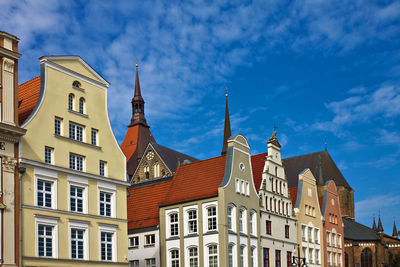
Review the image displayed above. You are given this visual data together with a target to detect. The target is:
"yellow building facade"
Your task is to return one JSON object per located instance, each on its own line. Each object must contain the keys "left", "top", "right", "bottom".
{"left": 19, "top": 56, "right": 129, "bottom": 266}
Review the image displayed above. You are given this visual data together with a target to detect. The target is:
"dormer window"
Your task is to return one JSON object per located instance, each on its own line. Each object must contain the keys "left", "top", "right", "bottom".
{"left": 72, "top": 81, "right": 81, "bottom": 88}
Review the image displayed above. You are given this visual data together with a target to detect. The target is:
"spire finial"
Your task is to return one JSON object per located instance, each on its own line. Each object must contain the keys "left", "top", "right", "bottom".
{"left": 136, "top": 59, "right": 139, "bottom": 68}
{"left": 221, "top": 88, "right": 232, "bottom": 155}
{"left": 225, "top": 86, "right": 228, "bottom": 97}
{"left": 325, "top": 136, "right": 327, "bottom": 151}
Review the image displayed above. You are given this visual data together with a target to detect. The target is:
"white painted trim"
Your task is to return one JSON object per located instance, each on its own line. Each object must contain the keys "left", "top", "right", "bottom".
{"left": 35, "top": 215, "right": 59, "bottom": 258}
{"left": 97, "top": 185, "right": 116, "bottom": 218}
{"left": 68, "top": 220, "right": 89, "bottom": 260}
{"left": 98, "top": 224, "right": 117, "bottom": 262}
{"left": 183, "top": 205, "right": 198, "bottom": 236}
{"left": 202, "top": 201, "right": 218, "bottom": 233}
{"left": 34, "top": 169, "right": 58, "bottom": 210}
{"left": 68, "top": 179, "right": 88, "bottom": 214}
{"left": 165, "top": 208, "right": 179, "bottom": 239}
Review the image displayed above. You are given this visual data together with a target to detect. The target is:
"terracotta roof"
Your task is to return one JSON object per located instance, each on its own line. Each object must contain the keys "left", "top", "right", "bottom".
{"left": 251, "top": 152, "right": 267, "bottom": 190}
{"left": 161, "top": 155, "right": 226, "bottom": 206}
{"left": 127, "top": 178, "right": 172, "bottom": 230}
{"left": 288, "top": 187, "right": 298, "bottom": 206}
{"left": 120, "top": 125, "right": 139, "bottom": 160}
{"left": 18, "top": 76, "right": 40, "bottom": 125}
{"left": 283, "top": 150, "right": 352, "bottom": 189}
{"left": 318, "top": 196, "right": 323, "bottom": 210}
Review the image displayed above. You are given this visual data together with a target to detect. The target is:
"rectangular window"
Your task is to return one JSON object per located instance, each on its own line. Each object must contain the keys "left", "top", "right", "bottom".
{"left": 227, "top": 206, "right": 233, "bottom": 230}
{"left": 240, "top": 246, "right": 245, "bottom": 267}
{"left": 209, "top": 245, "right": 218, "bottom": 267}
{"left": 129, "top": 260, "right": 139, "bottom": 267}
{"left": 309, "top": 248, "right": 314, "bottom": 264}
{"left": 308, "top": 227, "right": 313, "bottom": 243}
{"left": 70, "top": 185, "right": 84, "bottom": 212}
{"left": 145, "top": 234, "right": 155, "bottom": 246}
{"left": 327, "top": 231, "right": 331, "bottom": 246}
{"left": 145, "top": 258, "right": 156, "bottom": 267}
{"left": 241, "top": 180, "right": 245, "bottom": 194}
{"left": 99, "top": 161, "right": 106, "bottom": 176}
{"left": 285, "top": 225, "right": 289, "bottom": 238}
{"left": 328, "top": 251, "right": 331, "bottom": 265}
{"left": 188, "top": 210, "right": 197, "bottom": 233}
{"left": 55, "top": 118, "right": 62, "bottom": 135}
{"left": 69, "top": 153, "right": 84, "bottom": 171}
{"left": 207, "top": 206, "right": 217, "bottom": 231}
{"left": 228, "top": 245, "right": 233, "bottom": 267}
{"left": 266, "top": 220, "right": 272, "bottom": 235}
{"left": 333, "top": 252, "right": 337, "bottom": 265}
{"left": 170, "top": 213, "right": 179, "bottom": 236}
{"left": 129, "top": 236, "right": 139, "bottom": 248}
{"left": 45, "top": 146, "right": 53, "bottom": 164}
{"left": 100, "top": 232, "right": 113, "bottom": 261}
{"left": 171, "top": 250, "right": 179, "bottom": 267}
{"left": 338, "top": 234, "right": 342, "bottom": 248}
{"left": 99, "top": 191, "right": 112, "bottom": 217}
{"left": 315, "top": 228, "right": 320, "bottom": 244}
{"left": 301, "top": 225, "right": 306, "bottom": 241}
{"left": 236, "top": 178, "right": 240, "bottom": 193}
{"left": 245, "top": 181, "right": 249, "bottom": 196}
{"left": 71, "top": 228, "right": 84, "bottom": 259}
{"left": 239, "top": 210, "right": 244, "bottom": 232}
{"left": 37, "top": 179, "right": 52, "bottom": 208}
{"left": 315, "top": 249, "right": 320, "bottom": 264}
{"left": 302, "top": 247, "right": 307, "bottom": 262}
{"left": 69, "top": 122, "right": 84, "bottom": 142}
{"left": 332, "top": 233, "right": 336, "bottom": 247}
{"left": 250, "top": 247, "right": 255, "bottom": 267}
{"left": 189, "top": 247, "right": 198, "bottom": 267}
{"left": 38, "top": 224, "right": 53, "bottom": 257}
{"left": 287, "top": 252, "right": 292, "bottom": 267}
{"left": 275, "top": 250, "right": 281, "bottom": 267}
{"left": 91, "top": 128, "right": 98, "bottom": 146}
{"left": 263, "top": 248, "right": 269, "bottom": 267}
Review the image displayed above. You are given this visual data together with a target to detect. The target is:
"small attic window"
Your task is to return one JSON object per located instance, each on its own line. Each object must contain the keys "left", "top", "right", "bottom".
{"left": 72, "top": 81, "right": 81, "bottom": 89}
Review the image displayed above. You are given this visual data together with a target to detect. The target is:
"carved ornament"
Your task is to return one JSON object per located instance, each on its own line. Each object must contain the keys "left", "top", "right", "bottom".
{"left": 2, "top": 156, "right": 17, "bottom": 173}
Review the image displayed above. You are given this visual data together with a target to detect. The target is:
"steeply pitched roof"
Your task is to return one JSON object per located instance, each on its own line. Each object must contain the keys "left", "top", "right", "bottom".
{"left": 18, "top": 76, "right": 41, "bottom": 125}
{"left": 221, "top": 94, "right": 231, "bottom": 155}
{"left": 151, "top": 141, "right": 198, "bottom": 173}
{"left": 343, "top": 217, "right": 381, "bottom": 241}
{"left": 161, "top": 155, "right": 226, "bottom": 206}
{"left": 282, "top": 150, "right": 352, "bottom": 189}
{"left": 288, "top": 187, "right": 298, "bottom": 206}
{"left": 251, "top": 152, "right": 267, "bottom": 190}
{"left": 127, "top": 178, "right": 172, "bottom": 230}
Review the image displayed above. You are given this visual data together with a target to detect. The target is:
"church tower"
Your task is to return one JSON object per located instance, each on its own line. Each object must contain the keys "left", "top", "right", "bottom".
{"left": 221, "top": 89, "right": 231, "bottom": 155}
{"left": 121, "top": 64, "right": 156, "bottom": 177}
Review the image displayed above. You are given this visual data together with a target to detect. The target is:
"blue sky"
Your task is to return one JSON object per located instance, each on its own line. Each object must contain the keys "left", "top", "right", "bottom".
{"left": 1, "top": 0, "right": 400, "bottom": 234}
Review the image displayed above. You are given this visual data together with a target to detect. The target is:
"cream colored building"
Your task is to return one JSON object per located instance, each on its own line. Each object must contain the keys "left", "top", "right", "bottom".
{"left": 0, "top": 31, "right": 26, "bottom": 267}
{"left": 18, "top": 56, "right": 129, "bottom": 266}
{"left": 292, "top": 169, "right": 324, "bottom": 267}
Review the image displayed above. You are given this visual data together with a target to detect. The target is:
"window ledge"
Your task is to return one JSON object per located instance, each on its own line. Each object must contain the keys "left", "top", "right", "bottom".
{"left": 228, "top": 230, "right": 236, "bottom": 235}
{"left": 166, "top": 236, "right": 180, "bottom": 241}
{"left": 69, "top": 109, "right": 89, "bottom": 118}
{"left": 185, "top": 233, "right": 199, "bottom": 238}
{"left": 203, "top": 230, "right": 218, "bottom": 236}
{"left": 72, "top": 85, "right": 85, "bottom": 92}
{"left": 128, "top": 246, "right": 139, "bottom": 249}
{"left": 144, "top": 244, "right": 155, "bottom": 247}
{"left": 55, "top": 134, "right": 101, "bottom": 150}
{"left": 239, "top": 232, "right": 248, "bottom": 237}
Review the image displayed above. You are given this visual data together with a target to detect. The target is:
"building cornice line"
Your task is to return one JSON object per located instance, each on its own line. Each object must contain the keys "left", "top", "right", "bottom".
{"left": 20, "top": 158, "right": 130, "bottom": 187}
{"left": 22, "top": 256, "right": 128, "bottom": 265}
{"left": 22, "top": 205, "right": 128, "bottom": 222}
{"left": 0, "top": 46, "right": 21, "bottom": 59}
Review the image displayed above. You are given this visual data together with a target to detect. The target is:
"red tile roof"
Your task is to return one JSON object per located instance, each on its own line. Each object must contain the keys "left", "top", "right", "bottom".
{"left": 289, "top": 187, "right": 298, "bottom": 206}
{"left": 251, "top": 152, "right": 267, "bottom": 190}
{"left": 161, "top": 155, "right": 227, "bottom": 206}
{"left": 120, "top": 125, "right": 139, "bottom": 161}
{"left": 318, "top": 196, "right": 323, "bottom": 210}
{"left": 18, "top": 76, "right": 40, "bottom": 125}
{"left": 127, "top": 179, "right": 172, "bottom": 230}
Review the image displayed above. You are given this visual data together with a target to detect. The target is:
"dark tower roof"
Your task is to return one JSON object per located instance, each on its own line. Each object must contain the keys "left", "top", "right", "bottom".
{"left": 282, "top": 150, "right": 352, "bottom": 189}
{"left": 221, "top": 91, "right": 231, "bottom": 155}
{"left": 377, "top": 216, "right": 384, "bottom": 233}
{"left": 393, "top": 220, "right": 398, "bottom": 238}
{"left": 372, "top": 216, "right": 377, "bottom": 231}
{"left": 129, "top": 64, "right": 149, "bottom": 127}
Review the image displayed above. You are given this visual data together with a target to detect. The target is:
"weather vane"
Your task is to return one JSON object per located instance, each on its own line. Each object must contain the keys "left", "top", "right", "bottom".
{"left": 225, "top": 86, "right": 228, "bottom": 97}
{"left": 136, "top": 59, "right": 139, "bottom": 68}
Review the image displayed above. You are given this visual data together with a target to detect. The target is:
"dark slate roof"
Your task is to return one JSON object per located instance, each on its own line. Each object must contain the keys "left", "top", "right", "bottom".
{"left": 151, "top": 141, "right": 199, "bottom": 173}
{"left": 343, "top": 217, "right": 381, "bottom": 241}
{"left": 282, "top": 150, "right": 352, "bottom": 189}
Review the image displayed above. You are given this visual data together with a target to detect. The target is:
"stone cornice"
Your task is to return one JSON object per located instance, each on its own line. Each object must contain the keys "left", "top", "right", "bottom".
{"left": 0, "top": 46, "right": 21, "bottom": 60}
{"left": 0, "top": 122, "right": 26, "bottom": 143}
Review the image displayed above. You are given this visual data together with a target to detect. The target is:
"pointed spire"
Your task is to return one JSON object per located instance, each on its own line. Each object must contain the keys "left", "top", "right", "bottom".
{"left": 324, "top": 136, "right": 327, "bottom": 151}
{"left": 221, "top": 87, "right": 231, "bottom": 156}
{"left": 372, "top": 216, "right": 377, "bottom": 231}
{"left": 129, "top": 61, "right": 149, "bottom": 128}
{"left": 377, "top": 214, "right": 384, "bottom": 233}
{"left": 393, "top": 219, "right": 398, "bottom": 238}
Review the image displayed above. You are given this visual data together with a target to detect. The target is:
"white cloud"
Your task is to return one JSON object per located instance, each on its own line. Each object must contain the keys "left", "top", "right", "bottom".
{"left": 356, "top": 194, "right": 400, "bottom": 220}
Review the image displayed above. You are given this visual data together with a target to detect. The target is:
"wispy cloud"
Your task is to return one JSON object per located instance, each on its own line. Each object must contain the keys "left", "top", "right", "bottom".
{"left": 356, "top": 194, "right": 400, "bottom": 222}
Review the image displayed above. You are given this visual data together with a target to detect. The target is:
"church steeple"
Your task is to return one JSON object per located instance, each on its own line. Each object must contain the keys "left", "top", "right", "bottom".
{"left": 372, "top": 216, "right": 377, "bottom": 231}
{"left": 129, "top": 62, "right": 149, "bottom": 127}
{"left": 377, "top": 215, "right": 384, "bottom": 233}
{"left": 393, "top": 220, "right": 398, "bottom": 238}
{"left": 221, "top": 88, "right": 231, "bottom": 155}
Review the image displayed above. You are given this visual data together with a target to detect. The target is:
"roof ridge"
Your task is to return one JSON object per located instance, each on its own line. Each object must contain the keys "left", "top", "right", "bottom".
{"left": 283, "top": 150, "right": 326, "bottom": 160}
{"left": 19, "top": 76, "right": 40, "bottom": 86}
{"left": 176, "top": 154, "right": 225, "bottom": 168}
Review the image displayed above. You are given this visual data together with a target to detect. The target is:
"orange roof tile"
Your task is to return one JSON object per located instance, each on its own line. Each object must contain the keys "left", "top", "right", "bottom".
{"left": 127, "top": 178, "right": 173, "bottom": 230}
{"left": 289, "top": 187, "right": 298, "bottom": 206}
{"left": 251, "top": 152, "right": 267, "bottom": 190}
{"left": 120, "top": 125, "right": 139, "bottom": 160}
{"left": 161, "top": 155, "right": 227, "bottom": 206}
{"left": 18, "top": 76, "right": 40, "bottom": 125}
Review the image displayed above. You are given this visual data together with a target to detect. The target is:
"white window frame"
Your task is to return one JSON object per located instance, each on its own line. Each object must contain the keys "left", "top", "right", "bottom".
{"left": 129, "top": 236, "right": 139, "bottom": 248}
{"left": 145, "top": 258, "right": 156, "bottom": 267}
{"left": 227, "top": 204, "right": 236, "bottom": 232}
{"left": 187, "top": 246, "right": 198, "bottom": 267}
{"left": 207, "top": 206, "right": 217, "bottom": 231}
{"left": 170, "top": 249, "right": 179, "bottom": 267}
{"left": 45, "top": 146, "right": 54, "bottom": 164}
{"left": 35, "top": 215, "right": 59, "bottom": 258}
{"left": 207, "top": 244, "right": 218, "bottom": 267}
{"left": 145, "top": 234, "right": 155, "bottom": 246}
{"left": 98, "top": 181, "right": 116, "bottom": 218}
{"left": 249, "top": 210, "right": 257, "bottom": 236}
{"left": 228, "top": 243, "right": 236, "bottom": 267}
{"left": 91, "top": 128, "right": 98, "bottom": 146}
{"left": 235, "top": 178, "right": 240, "bottom": 193}
{"left": 68, "top": 176, "right": 88, "bottom": 214}
{"left": 239, "top": 207, "right": 247, "bottom": 234}
{"left": 166, "top": 208, "right": 179, "bottom": 239}
{"left": 69, "top": 220, "right": 89, "bottom": 260}
{"left": 79, "top": 97, "right": 85, "bottom": 114}
{"left": 154, "top": 161, "right": 160, "bottom": 177}
{"left": 301, "top": 224, "right": 307, "bottom": 242}
{"left": 170, "top": 213, "right": 179, "bottom": 237}
{"left": 239, "top": 245, "right": 247, "bottom": 267}
{"left": 187, "top": 209, "right": 198, "bottom": 234}
{"left": 245, "top": 181, "right": 249, "bottom": 196}
{"left": 202, "top": 201, "right": 218, "bottom": 233}
{"left": 34, "top": 170, "right": 58, "bottom": 209}
{"left": 99, "top": 224, "right": 117, "bottom": 262}
{"left": 69, "top": 122, "right": 84, "bottom": 142}
{"left": 69, "top": 153, "right": 84, "bottom": 171}
{"left": 99, "top": 160, "right": 107, "bottom": 177}
{"left": 55, "top": 117, "right": 62, "bottom": 135}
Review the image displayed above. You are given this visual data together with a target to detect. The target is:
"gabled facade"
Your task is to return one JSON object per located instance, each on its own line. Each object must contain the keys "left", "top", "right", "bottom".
{"left": 18, "top": 56, "right": 129, "bottom": 266}
{"left": 292, "top": 169, "right": 324, "bottom": 267}
{"left": 321, "top": 180, "right": 344, "bottom": 267}
{"left": 159, "top": 135, "right": 260, "bottom": 267}
{"left": 258, "top": 132, "right": 297, "bottom": 267}
{"left": 0, "top": 31, "right": 26, "bottom": 267}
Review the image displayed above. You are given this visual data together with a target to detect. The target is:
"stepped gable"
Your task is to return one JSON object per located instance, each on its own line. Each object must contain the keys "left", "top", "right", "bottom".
{"left": 127, "top": 177, "right": 173, "bottom": 230}
{"left": 150, "top": 141, "right": 198, "bottom": 173}
{"left": 18, "top": 76, "right": 41, "bottom": 125}
{"left": 282, "top": 150, "right": 352, "bottom": 189}
{"left": 343, "top": 217, "right": 381, "bottom": 241}
{"left": 161, "top": 155, "right": 226, "bottom": 206}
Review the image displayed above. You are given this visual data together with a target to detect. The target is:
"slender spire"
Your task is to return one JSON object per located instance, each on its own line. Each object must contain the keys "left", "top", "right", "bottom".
{"left": 372, "top": 216, "right": 377, "bottom": 231}
{"left": 393, "top": 219, "right": 398, "bottom": 238}
{"left": 324, "top": 136, "right": 327, "bottom": 151}
{"left": 377, "top": 214, "right": 384, "bottom": 233}
{"left": 129, "top": 61, "right": 149, "bottom": 127}
{"left": 221, "top": 87, "right": 231, "bottom": 156}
